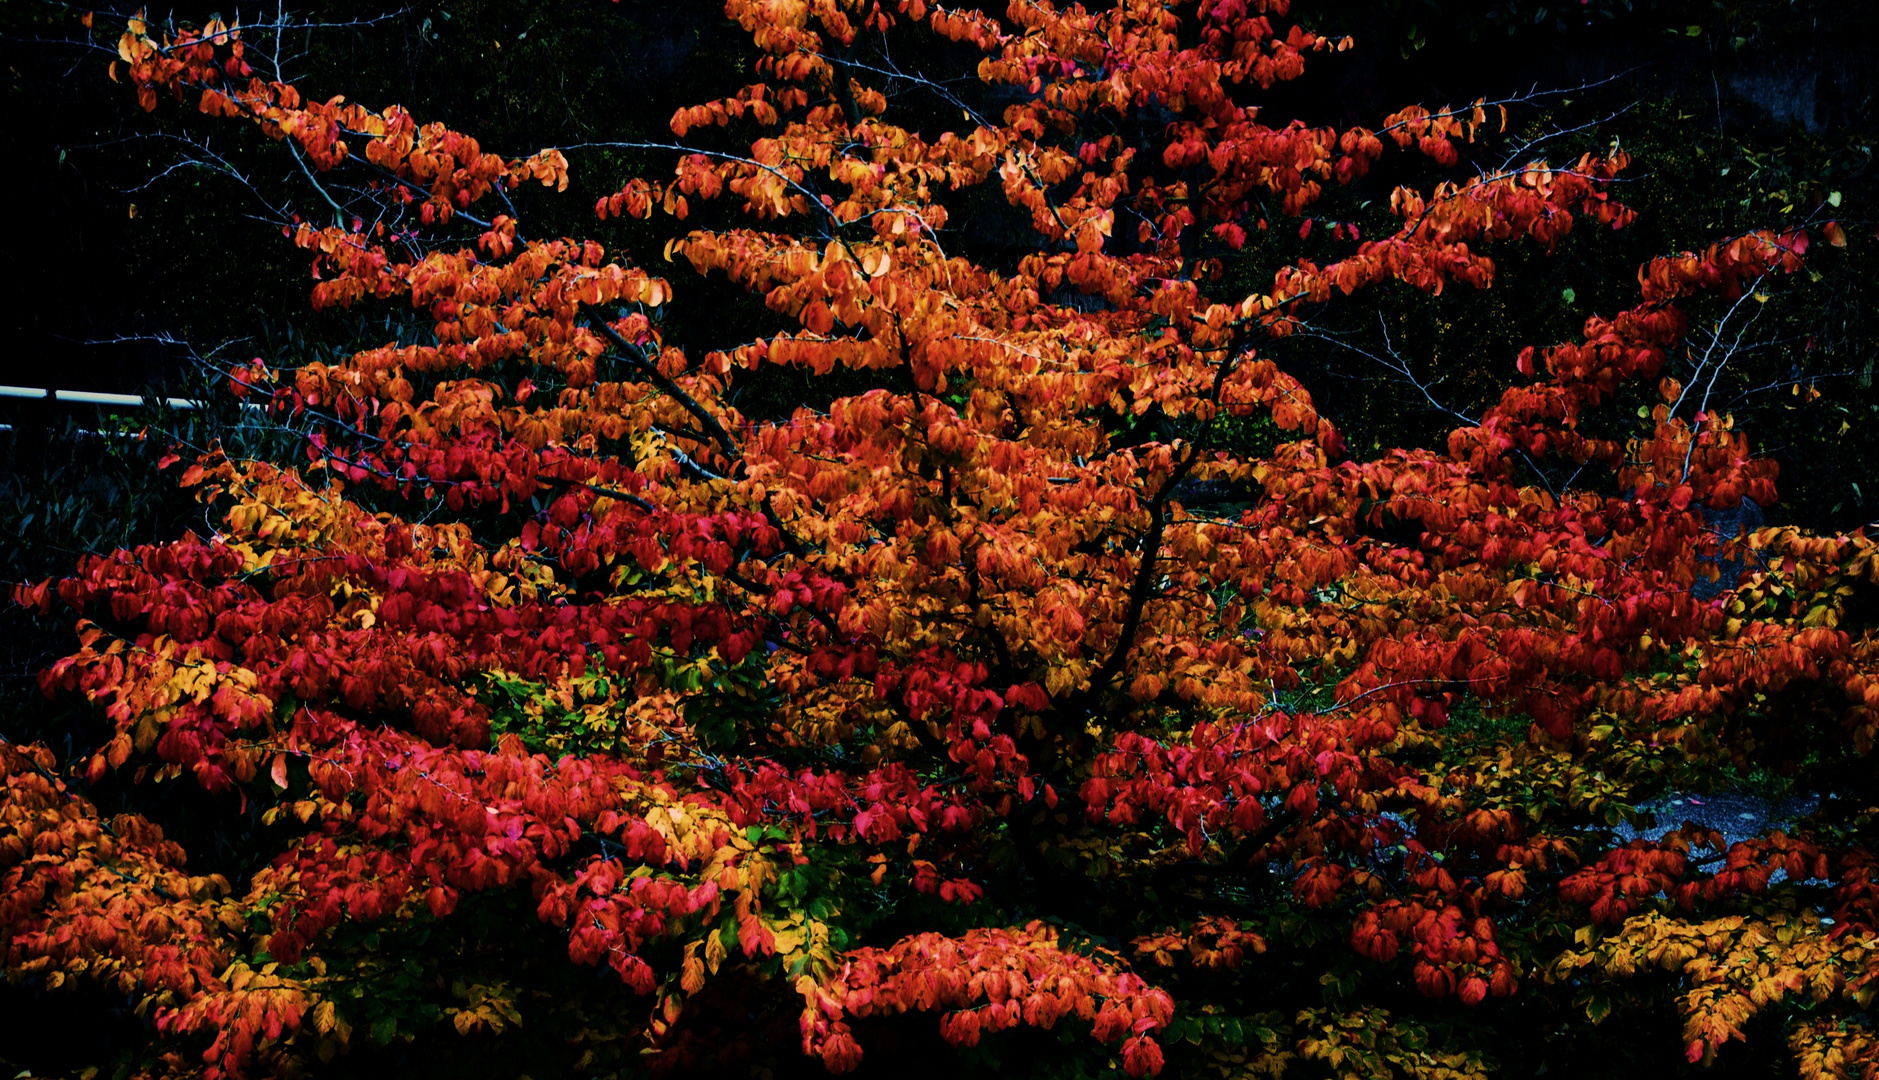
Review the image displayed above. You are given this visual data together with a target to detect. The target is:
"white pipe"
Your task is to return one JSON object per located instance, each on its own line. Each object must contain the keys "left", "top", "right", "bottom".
{"left": 0, "top": 385, "right": 206, "bottom": 410}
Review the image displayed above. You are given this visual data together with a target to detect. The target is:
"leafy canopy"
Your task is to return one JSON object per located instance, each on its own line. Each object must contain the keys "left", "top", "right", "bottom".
{"left": 4, "top": 2, "right": 1877, "bottom": 1079}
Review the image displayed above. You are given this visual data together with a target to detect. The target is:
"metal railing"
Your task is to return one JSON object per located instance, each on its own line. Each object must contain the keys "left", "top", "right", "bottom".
{"left": 0, "top": 385, "right": 209, "bottom": 410}
{"left": 0, "top": 384, "right": 262, "bottom": 437}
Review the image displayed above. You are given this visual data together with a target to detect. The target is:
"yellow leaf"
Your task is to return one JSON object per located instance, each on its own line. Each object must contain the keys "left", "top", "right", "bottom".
{"left": 681, "top": 945, "right": 707, "bottom": 993}
{"left": 771, "top": 923, "right": 807, "bottom": 954}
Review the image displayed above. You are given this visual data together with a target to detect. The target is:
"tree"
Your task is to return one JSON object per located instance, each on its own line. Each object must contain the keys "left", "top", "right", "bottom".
{"left": 4, "top": 1, "right": 1876, "bottom": 1077}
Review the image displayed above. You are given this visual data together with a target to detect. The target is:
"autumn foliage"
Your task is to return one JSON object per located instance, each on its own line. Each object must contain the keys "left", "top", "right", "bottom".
{"left": 4, "top": 1, "right": 1878, "bottom": 1078}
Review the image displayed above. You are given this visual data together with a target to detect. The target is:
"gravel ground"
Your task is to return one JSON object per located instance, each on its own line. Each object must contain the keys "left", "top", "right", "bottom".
{"left": 1615, "top": 789, "right": 1821, "bottom": 849}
